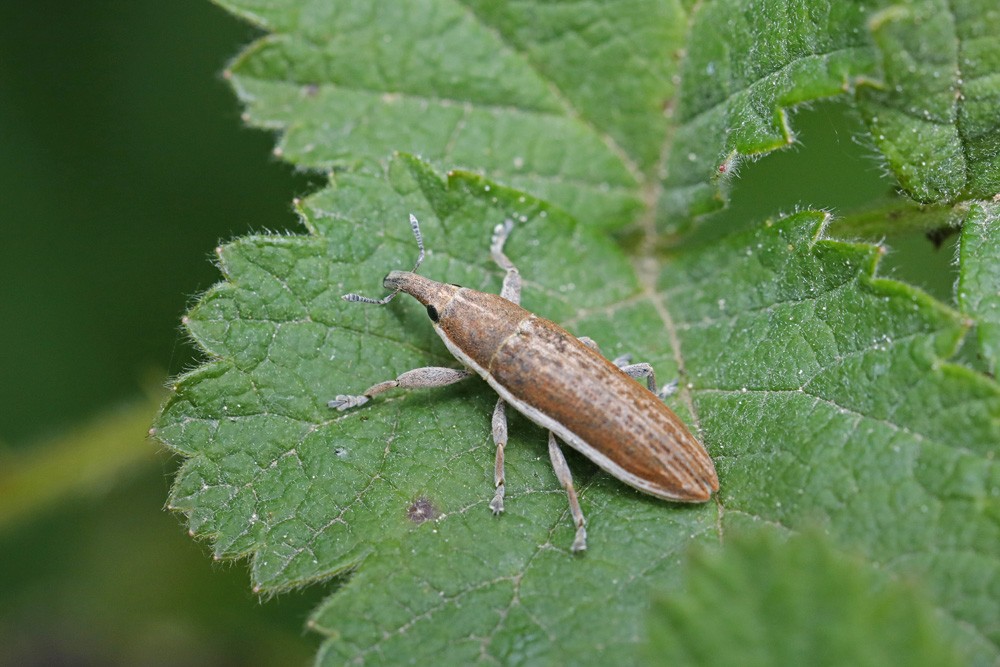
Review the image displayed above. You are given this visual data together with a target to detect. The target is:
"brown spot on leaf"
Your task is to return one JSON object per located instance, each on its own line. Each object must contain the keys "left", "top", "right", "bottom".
{"left": 407, "top": 497, "right": 440, "bottom": 524}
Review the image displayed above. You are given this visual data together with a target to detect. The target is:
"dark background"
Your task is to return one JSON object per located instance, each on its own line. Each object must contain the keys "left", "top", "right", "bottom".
{"left": 0, "top": 2, "right": 324, "bottom": 665}
{"left": 0, "top": 2, "right": 954, "bottom": 665}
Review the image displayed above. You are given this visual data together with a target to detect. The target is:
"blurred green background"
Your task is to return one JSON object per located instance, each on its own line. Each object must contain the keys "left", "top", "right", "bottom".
{"left": 0, "top": 2, "right": 326, "bottom": 665}
{"left": 0, "top": 2, "right": 955, "bottom": 665}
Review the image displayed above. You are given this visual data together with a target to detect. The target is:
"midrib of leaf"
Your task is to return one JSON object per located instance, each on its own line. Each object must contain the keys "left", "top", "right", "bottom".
{"left": 635, "top": 253, "right": 710, "bottom": 484}
{"left": 640, "top": 0, "right": 700, "bottom": 239}
{"left": 627, "top": 0, "right": 702, "bottom": 442}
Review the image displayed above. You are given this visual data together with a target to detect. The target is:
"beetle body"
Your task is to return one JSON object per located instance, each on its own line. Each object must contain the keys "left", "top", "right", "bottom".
{"left": 333, "top": 216, "right": 718, "bottom": 552}
{"left": 385, "top": 270, "right": 719, "bottom": 502}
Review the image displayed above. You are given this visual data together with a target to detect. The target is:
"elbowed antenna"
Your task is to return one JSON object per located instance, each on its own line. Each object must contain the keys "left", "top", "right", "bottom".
{"left": 342, "top": 214, "right": 426, "bottom": 304}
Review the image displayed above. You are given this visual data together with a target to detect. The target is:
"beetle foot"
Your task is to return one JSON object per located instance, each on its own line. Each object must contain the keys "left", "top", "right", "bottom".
{"left": 489, "top": 485, "right": 505, "bottom": 515}
{"left": 328, "top": 394, "right": 369, "bottom": 411}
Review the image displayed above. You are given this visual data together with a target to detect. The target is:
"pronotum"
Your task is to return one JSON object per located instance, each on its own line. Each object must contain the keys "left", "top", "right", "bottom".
{"left": 330, "top": 215, "right": 718, "bottom": 552}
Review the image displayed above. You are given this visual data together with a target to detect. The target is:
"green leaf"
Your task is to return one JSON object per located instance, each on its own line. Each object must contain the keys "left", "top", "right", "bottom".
{"left": 219, "top": 0, "right": 669, "bottom": 228}
{"left": 958, "top": 201, "right": 1000, "bottom": 375}
{"left": 154, "top": 155, "right": 1000, "bottom": 665}
{"left": 857, "top": 2, "right": 1000, "bottom": 203}
{"left": 217, "top": 0, "right": 999, "bottom": 233}
{"left": 157, "top": 1, "right": 1000, "bottom": 663}
{"left": 665, "top": 0, "right": 878, "bottom": 222}
{"left": 645, "top": 529, "right": 966, "bottom": 667}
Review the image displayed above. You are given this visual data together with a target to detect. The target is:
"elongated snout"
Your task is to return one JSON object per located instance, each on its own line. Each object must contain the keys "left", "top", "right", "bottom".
{"left": 382, "top": 270, "right": 410, "bottom": 292}
{"left": 382, "top": 271, "right": 459, "bottom": 309}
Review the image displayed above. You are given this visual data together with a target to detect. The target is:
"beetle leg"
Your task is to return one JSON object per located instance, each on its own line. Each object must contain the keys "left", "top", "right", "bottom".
{"left": 547, "top": 431, "right": 587, "bottom": 553}
{"left": 579, "top": 338, "right": 662, "bottom": 395}
{"left": 328, "top": 367, "right": 472, "bottom": 410}
{"left": 489, "top": 398, "right": 507, "bottom": 514}
{"left": 616, "top": 362, "right": 659, "bottom": 394}
{"left": 490, "top": 219, "right": 521, "bottom": 305}
{"left": 617, "top": 362, "right": 680, "bottom": 399}
{"left": 613, "top": 363, "right": 680, "bottom": 399}
{"left": 580, "top": 338, "right": 632, "bottom": 369}
{"left": 657, "top": 377, "right": 680, "bottom": 398}
{"left": 610, "top": 353, "right": 632, "bottom": 367}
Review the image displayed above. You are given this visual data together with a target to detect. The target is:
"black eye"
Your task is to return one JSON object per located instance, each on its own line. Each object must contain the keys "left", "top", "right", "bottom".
{"left": 425, "top": 305, "right": 439, "bottom": 322}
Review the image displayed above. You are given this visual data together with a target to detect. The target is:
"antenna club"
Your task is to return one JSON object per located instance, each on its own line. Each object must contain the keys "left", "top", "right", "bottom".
{"left": 409, "top": 214, "right": 426, "bottom": 272}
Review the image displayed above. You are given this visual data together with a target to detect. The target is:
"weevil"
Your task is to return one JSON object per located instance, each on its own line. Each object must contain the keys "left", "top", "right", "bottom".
{"left": 330, "top": 215, "right": 718, "bottom": 552}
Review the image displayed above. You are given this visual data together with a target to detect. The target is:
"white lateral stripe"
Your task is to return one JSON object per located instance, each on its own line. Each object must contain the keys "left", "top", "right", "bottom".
{"left": 435, "top": 324, "right": 693, "bottom": 502}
